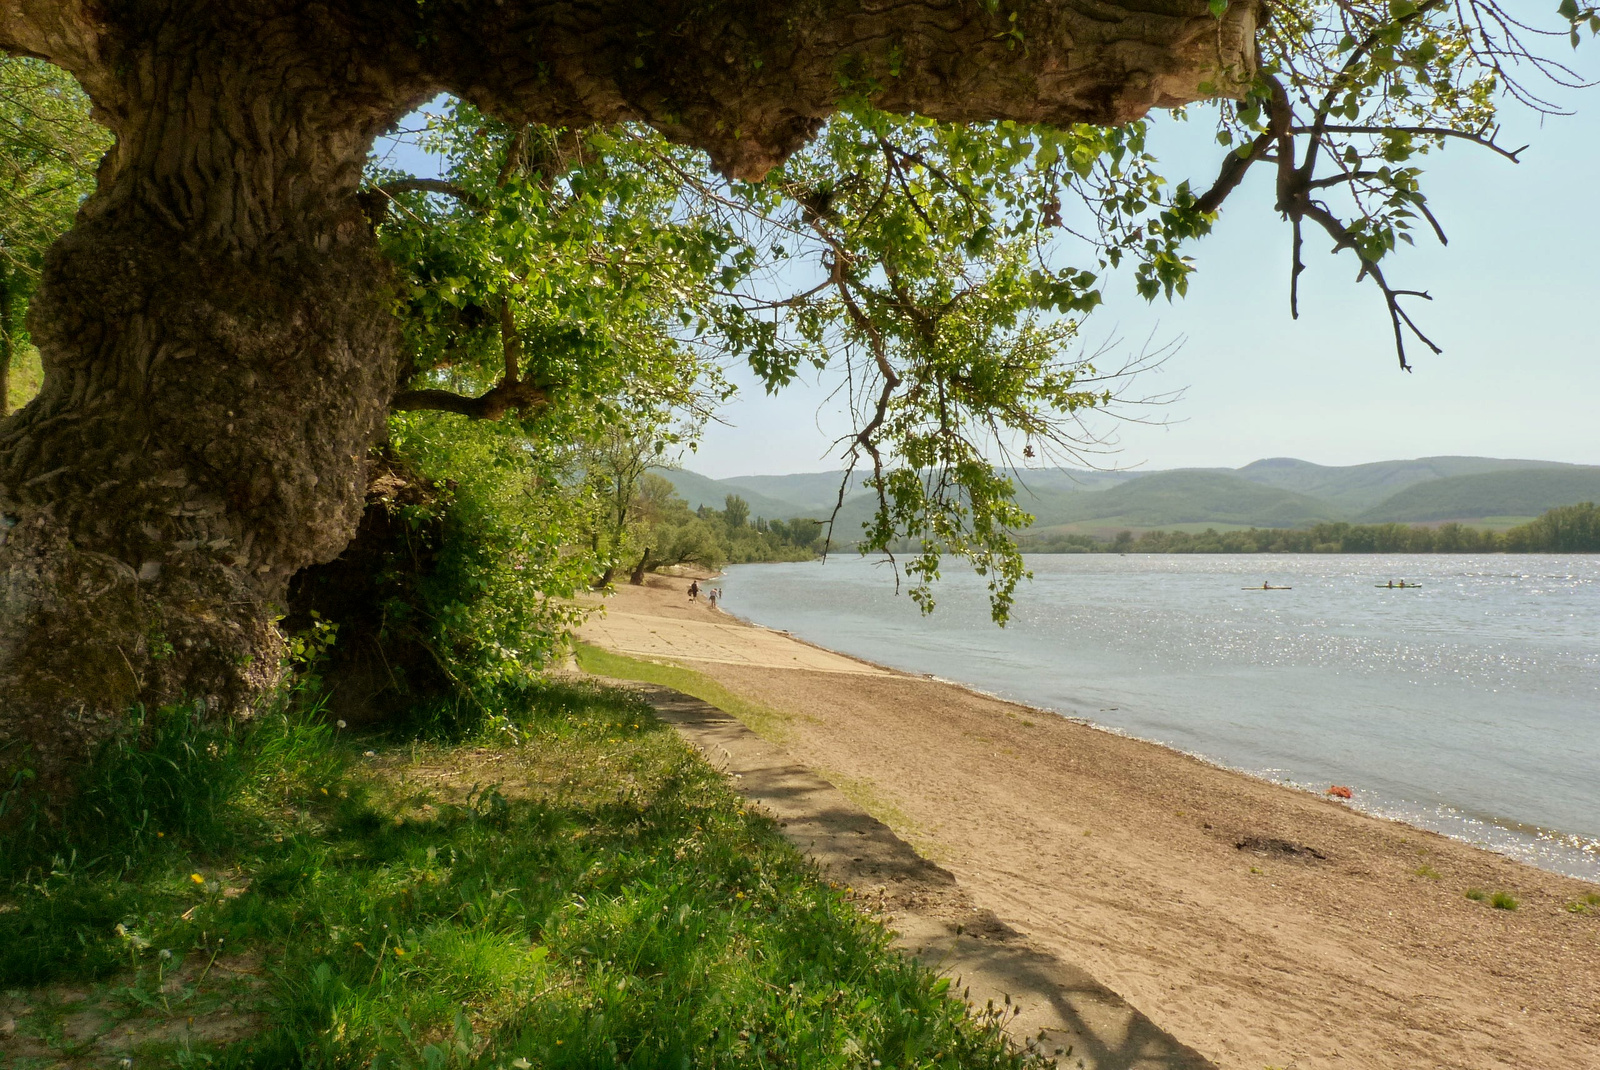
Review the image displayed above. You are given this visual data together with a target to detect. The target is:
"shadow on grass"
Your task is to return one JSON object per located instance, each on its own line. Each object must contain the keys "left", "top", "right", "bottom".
{"left": 1, "top": 678, "right": 1046, "bottom": 1069}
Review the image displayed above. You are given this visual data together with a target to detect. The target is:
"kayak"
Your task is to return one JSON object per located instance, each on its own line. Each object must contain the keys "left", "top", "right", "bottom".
{"left": 1375, "top": 584, "right": 1423, "bottom": 589}
{"left": 1243, "top": 585, "right": 1293, "bottom": 590}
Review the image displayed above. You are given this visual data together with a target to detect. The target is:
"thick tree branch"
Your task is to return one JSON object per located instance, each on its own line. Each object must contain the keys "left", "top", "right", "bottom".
{"left": 390, "top": 380, "right": 550, "bottom": 421}
{"left": 499, "top": 298, "right": 521, "bottom": 385}
{"left": 391, "top": 295, "right": 541, "bottom": 419}
{"left": 1195, "top": 130, "right": 1274, "bottom": 215}
{"left": 374, "top": 178, "right": 486, "bottom": 211}
{"left": 426, "top": 0, "right": 1258, "bottom": 180}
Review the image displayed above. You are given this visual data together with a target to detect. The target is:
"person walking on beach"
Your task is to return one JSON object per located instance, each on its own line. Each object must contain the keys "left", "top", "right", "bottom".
{"left": 688, "top": 580, "right": 699, "bottom": 601}
{"left": 707, "top": 588, "right": 718, "bottom": 609}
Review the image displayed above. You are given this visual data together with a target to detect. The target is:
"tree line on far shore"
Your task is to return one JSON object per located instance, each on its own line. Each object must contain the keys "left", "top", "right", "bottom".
{"left": 1017, "top": 503, "right": 1600, "bottom": 555}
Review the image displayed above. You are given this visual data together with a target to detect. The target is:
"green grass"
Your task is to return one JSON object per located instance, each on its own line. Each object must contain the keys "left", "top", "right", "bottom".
{"left": 1462, "top": 887, "right": 1520, "bottom": 911}
{"left": 1413, "top": 865, "right": 1441, "bottom": 881}
{"left": 0, "top": 680, "right": 1034, "bottom": 1068}
{"left": 7, "top": 343, "right": 42, "bottom": 412}
{"left": 574, "top": 643, "right": 944, "bottom": 859}
{"left": 1564, "top": 893, "right": 1600, "bottom": 913}
{"left": 573, "top": 641, "right": 795, "bottom": 742}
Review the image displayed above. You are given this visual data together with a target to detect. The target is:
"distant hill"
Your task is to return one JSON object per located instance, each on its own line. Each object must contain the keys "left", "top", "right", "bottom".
{"left": 1003, "top": 467, "right": 1146, "bottom": 495}
{"left": 1358, "top": 467, "right": 1600, "bottom": 523}
{"left": 1024, "top": 470, "right": 1336, "bottom": 528}
{"left": 651, "top": 468, "right": 814, "bottom": 520}
{"left": 656, "top": 456, "right": 1598, "bottom": 536}
{"left": 1234, "top": 456, "right": 1581, "bottom": 514}
{"left": 716, "top": 466, "right": 1138, "bottom": 517}
{"left": 717, "top": 471, "right": 867, "bottom": 515}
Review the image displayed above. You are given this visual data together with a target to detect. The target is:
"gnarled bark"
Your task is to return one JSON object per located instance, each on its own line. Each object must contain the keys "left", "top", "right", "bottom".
{"left": 0, "top": 4, "right": 428, "bottom": 802}
{"left": 0, "top": 0, "right": 1256, "bottom": 809}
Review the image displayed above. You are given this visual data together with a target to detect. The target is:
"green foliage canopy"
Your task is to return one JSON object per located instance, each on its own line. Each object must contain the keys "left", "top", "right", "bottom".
{"left": 363, "top": 1, "right": 1595, "bottom": 625}
{"left": 3, "top": 3, "right": 1594, "bottom": 650}
{"left": 0, "top": 56, "right": 109, "bottom": 411}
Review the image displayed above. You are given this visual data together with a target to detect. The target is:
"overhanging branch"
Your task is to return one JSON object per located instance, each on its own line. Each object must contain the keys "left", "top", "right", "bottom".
{"left": 372, "top": 178, "right": 487, "bottom": 212}
{"left": 390, "top": 380, "right": 549, "bottom": 420}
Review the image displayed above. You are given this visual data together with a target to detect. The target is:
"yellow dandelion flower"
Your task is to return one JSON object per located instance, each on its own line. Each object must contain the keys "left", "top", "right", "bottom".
{"left": 190, "top": 873, "right": 204, "bottom": 885}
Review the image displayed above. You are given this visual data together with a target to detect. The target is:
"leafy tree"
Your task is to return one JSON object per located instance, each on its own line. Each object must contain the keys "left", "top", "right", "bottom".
{"left": 287, "top": 422, "right": 599, "bottom": 733}
{"left": 0, "top": 57, "right": 107, "bottom": 413}
{"left": 1506, "top": 502, "right": 1600, "bottom": 552}
{"left": 0, "top": 0, "right": 1593, "bottom": 807}
{"left": 578, "top": 428, "right": 684, "bottom": 588}
{"left": 769, "top": 517, "right": 824, "bottom": 551}
{"left": 721, "top": 494, "right": 751, "bottom": 531}
{"left": 626, "top": 474, "right": 725, "bottom": 583}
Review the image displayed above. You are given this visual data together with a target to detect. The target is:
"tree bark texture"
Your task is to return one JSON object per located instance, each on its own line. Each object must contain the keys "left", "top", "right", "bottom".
{"left": 0, "top": 0, "right": 1255, "bottom": 807}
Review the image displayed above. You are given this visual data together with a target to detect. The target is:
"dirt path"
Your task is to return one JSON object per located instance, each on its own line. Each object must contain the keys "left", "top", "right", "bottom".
{"left": 580, "top": 578, "right": 1600, "bottom": 1070}
{"left": 633, "top": 681, "right": 1211, "bottom": 1070}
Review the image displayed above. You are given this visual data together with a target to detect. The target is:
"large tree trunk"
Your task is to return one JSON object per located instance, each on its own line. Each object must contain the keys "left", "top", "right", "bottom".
{"left": 0, "top": 0, "right": 1254, "bottom": 810}
{"left": 0, "top": 8, "right": 424, "bottom": 805}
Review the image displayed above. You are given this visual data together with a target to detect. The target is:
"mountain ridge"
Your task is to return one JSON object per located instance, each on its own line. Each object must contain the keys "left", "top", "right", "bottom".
{"left": 654, "top": 456, "right": 1597, "bottom": 535}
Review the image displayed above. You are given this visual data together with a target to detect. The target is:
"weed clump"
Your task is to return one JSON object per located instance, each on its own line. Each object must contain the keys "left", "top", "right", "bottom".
{"left": 1463, "top": 887, "right": 1520, "bottom": 911}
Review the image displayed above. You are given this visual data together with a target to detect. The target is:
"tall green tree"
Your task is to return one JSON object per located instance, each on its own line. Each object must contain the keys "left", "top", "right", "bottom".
{"left": 0, "top": 57, "right": 106, "bottom": 413}
{"left": 0, "top": 0, "right": 1592, "bottom": 808}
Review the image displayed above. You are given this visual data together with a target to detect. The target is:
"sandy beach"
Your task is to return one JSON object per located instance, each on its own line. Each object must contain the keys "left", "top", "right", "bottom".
{"left": 580, "top": 576, "right": 1600, "bottom": 1070}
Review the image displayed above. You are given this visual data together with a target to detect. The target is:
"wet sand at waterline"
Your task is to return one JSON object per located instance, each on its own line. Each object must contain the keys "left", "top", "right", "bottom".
{"left": 579, "top": 578, "right": 1600, "bottom": 1070}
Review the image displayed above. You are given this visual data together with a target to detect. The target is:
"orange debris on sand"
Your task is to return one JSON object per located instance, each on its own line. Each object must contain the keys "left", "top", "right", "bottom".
{"left": 1326, "top": 785, "right": 1354, "bottom": 799}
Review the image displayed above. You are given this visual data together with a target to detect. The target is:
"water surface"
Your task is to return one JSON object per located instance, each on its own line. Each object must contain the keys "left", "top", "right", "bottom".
{"left": 719, "top": 554, "right": 1600, "bottom": 880}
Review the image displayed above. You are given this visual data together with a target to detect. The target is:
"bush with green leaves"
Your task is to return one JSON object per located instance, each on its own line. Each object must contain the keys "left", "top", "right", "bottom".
{"left": 0, "top": 56, "right": 111, "bottom": 414}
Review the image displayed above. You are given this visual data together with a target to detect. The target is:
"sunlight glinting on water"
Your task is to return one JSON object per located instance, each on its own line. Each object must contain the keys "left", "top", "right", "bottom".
{"left": 720, "top": 554, "right": 1600, "bottom": 881}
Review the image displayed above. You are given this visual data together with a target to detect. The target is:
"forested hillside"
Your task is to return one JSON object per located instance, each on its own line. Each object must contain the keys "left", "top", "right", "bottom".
{"left": 1359, "top": 468, "right": 1600, "bottom": 523}
{"left": 1231, "top": 456, "right": 1580, "bottom": 514}
{"left": 664, "top": 457, "right": 1597, "bottom": 544}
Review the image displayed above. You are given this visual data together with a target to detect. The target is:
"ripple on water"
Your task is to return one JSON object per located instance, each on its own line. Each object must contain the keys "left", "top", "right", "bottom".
{"left": 720, "top": 553, "right": 1600, "bottom": 882}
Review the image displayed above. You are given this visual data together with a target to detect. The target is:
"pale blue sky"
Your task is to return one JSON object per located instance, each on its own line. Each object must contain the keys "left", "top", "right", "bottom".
{"left": 690, "top": 98, "right": 1600, "bottom": 477}
{"left": 378, "top": 53, "right": 1600, "bottom": 478}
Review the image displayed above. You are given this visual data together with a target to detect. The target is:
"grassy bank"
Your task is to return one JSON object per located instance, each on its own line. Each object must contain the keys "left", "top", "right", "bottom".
{"left": 0, "top": 679, "right": 1037, "bottom": 1069}
{"left": 572, "top": 642, "right": 794, "bottom": 742}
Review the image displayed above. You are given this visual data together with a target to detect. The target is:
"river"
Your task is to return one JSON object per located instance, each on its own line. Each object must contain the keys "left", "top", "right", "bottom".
{"left": 718, "top": 554, "right": 1600, "bottom": 880}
